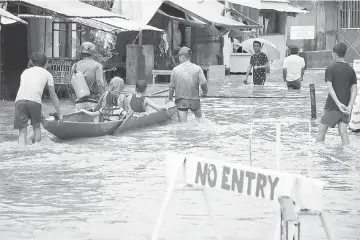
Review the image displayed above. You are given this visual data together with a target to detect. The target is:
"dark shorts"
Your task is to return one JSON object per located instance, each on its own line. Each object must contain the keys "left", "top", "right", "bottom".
{"left": 175, "top": 98, "right": 201, "bottom": 114}
{"left": 320, "top": 110, "right": 350, "bottom": 128}
{"left": 14, "top": 100, "right": 42, "bottom": 129}
{"left": 287, "top": 79, "right": 301, "bottom": 89}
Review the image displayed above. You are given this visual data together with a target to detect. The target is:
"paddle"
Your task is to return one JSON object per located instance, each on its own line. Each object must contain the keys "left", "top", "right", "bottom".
{"left": 74, "top": 96, "right": 98, "bottom": 104}
{"left": 147, "top": 88, "right": 169, "bottom": 97}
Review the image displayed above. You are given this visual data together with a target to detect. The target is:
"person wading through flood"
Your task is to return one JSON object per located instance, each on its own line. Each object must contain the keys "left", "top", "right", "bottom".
{"left": 166, "top": 46, "right": 208, "bottom": 123}
{"left": 14, "top": 52, "right": 63, "bottom": 146}
{"left": 71, "top": 42, "right": 106, "bottom": 110}
{"left": 316, "top": 43, "right": 357, "bottom": 146}
{"left": 243, "top": 41, "right": 269, "bottom": 85}
{"left": 282, "top": 45, "right": 306, "bottom": 90}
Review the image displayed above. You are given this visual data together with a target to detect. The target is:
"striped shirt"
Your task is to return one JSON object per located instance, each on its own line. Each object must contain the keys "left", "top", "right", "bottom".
{"left": 169, "top": 61, "right": 207, "bottom": 100}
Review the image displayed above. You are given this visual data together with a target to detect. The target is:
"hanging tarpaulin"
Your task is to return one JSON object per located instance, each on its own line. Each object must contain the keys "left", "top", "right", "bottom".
{"left": 112, "top": 0, "right": 163, "bottom": 27}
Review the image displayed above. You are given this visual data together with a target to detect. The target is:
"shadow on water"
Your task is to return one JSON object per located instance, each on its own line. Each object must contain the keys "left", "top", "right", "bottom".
{"left": 0, "top": 73, "right": 359, "bottom": 239}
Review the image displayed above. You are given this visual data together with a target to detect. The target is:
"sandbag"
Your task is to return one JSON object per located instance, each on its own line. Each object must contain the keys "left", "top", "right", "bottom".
{"left": 71, "top": 63, "right": 90, "bottom": 99}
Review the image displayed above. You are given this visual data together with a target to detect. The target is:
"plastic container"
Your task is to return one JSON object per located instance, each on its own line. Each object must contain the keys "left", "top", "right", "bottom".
{"left": 71, "top": 64, "right": 90, "bottom": 99}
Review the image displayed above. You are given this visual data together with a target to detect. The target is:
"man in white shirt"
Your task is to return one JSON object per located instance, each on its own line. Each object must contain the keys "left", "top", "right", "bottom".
{"left": 283, "top": 45, "right": 305, "bottom": 89}
{"left": 14, "top": 52, "right": 62, "bottom": 146}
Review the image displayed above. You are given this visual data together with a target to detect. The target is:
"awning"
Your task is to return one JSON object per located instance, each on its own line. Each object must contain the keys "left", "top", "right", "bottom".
{"left": 95, "top": 17, "right": 163, "bottom": 32}
{"left": 17, "top": 0, "right": 163, "bottom": 32}
{"left": 0, "top": 8, "right": 28, "bottom": 25}
{"left": 19, "top": 0, "right": 123, "bottom": 18}
{"left": 156, "top": 9, "right": 206, "bottom": 28}
{"left": 69, "top": 17, "right": 120, "bottom": 33}
{"left": 164, "top": 0, "right": 246, "bottom": 28}
{"left": 260, "top": 0, "right": 308, "bottom": 14}
{"left": 228, "top": 0, "right": 261, "bottom": 10}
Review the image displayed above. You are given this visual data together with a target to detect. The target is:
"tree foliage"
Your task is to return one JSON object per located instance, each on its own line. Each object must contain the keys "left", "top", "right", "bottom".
{"left": 79, "top": 0, "right": 118, "bottom": 64}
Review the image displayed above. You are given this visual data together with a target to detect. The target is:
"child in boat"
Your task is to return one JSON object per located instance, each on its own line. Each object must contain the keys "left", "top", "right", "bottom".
{"left": 92, "top": 76, "right": 126, "bottom": 112}
{"left": 125, "top": 80, "right": 168, "bottom": 116}
{"left": 81, "top": 91, "right": 127, "bottom": 123}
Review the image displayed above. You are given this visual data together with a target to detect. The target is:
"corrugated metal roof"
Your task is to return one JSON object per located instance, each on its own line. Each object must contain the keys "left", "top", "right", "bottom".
{"left": 165, "top": 0, "right": 246, "bottom": 28}
{"left": 20, "top": 0, "right": 125, "bottom": 18}
{"left": 261, "top": 0, "right": 309, "bottom": 13}
{"left": 0, "top": 8, "right": 28, "bottom": 24}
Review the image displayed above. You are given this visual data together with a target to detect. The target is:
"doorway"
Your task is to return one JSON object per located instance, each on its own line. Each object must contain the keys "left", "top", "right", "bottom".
{"left": 1, "top": 23, "right": 28, "bottom": 100}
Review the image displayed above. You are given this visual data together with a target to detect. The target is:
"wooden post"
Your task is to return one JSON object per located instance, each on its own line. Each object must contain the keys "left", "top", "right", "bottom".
{"left": 138, "top": 31, "right": 143, "bottom": 45}
{"left": 310, "top": 83, "right": 316, "bottom": 119}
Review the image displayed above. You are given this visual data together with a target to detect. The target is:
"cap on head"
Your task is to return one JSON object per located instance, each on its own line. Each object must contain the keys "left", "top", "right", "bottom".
{"left": 177, "top": 46, "right": 192, "bottom": 59}
{"left": 80, "top": 42, "right": 96, "bottom": 55}
{"left": 135, "top": 80, "right": 147, "bottom": 93}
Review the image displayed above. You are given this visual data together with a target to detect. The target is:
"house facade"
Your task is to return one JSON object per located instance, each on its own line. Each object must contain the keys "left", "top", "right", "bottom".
{"left": 287, "top": 0, "right": 360, "bottom": 66}
{"left": 223, "top": 0, "right": 307, "bottom": 71}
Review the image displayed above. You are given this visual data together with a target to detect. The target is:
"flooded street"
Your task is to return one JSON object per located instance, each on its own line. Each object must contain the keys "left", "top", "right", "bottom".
{"left": 0, "top": 71, "right": 359, "bottom": 240}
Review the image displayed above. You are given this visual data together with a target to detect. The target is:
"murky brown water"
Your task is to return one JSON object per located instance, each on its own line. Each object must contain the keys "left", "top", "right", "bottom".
{"left": 0, "top": 72, "right": 359, "bottom": 240}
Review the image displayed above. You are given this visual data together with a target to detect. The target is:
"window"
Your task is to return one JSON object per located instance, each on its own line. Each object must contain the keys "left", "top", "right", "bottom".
{"left": 52, "top": 20, "right": 82, "bottom": 58}
{"left": 340, "top": 0, "right": 360, "bottom": 29}
{"left": 259, "top": 11, "right": 281, "bottom": 34}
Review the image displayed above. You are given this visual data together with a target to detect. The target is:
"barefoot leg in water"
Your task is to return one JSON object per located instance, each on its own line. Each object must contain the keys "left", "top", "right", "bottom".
{"left": 338, "top": 122, "right": 350, "bottom": 146}
{"left": 19, "top": 127, "right": 27, "bottom": 146}
{"left": 316, "top": 123, "right": 329, "bottom": 143}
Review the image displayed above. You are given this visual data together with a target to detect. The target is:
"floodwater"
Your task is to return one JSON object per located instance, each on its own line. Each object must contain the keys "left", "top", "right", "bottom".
{"left": 0, "top": 71, "right": 359, "bottom": 240}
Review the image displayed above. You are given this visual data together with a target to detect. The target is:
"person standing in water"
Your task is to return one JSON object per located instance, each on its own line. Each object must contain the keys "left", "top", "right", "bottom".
{"left": 166, "top": 46, "right": 208, "bottom": 123}
{"left": 316, "top": 43, "right": 357, "bottom": 146}
{"left": 243, "top": 41, "right": 269, "bottom": 85}
{"left": 71, "top": 42, "right": 106, "bottom": 110}
{"left": 282, "top": 45, "right": 306, "bottom": 90}
{"left": 14, "top": 52, "right": 62, "bottom": 146}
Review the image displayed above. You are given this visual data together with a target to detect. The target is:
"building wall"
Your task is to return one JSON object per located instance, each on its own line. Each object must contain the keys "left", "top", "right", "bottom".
{"left": 286, "top": 0, "right": 339, "bottom": 51}
{"left": 260, "top": 11, "right": 288, "bottom": 71}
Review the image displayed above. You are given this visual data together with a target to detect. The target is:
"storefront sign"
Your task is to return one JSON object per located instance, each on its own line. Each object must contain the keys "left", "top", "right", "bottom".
{"left": 47, "top": 58, "right": 74, "bottom": 85}
{"left": 290, "top": 26, "right": 315, "bottom": 40}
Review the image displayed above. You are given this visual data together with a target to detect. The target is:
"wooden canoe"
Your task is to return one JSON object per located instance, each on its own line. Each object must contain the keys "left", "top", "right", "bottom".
{"left": 114, "top": 106, "right": 177, "bottom": 135}
{"left": 41, "top": 111, "right": 129, "bottom": 139}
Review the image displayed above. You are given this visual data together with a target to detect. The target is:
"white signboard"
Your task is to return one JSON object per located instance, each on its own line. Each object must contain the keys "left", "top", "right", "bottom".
{"left": 166, "top": 153, "right": 326, "bottom": 211}
{"left": 290, "top": 26, "right": 315, "bottom": 40}
{"left": 353, "top": 59, "right": 360, "bottom": 79}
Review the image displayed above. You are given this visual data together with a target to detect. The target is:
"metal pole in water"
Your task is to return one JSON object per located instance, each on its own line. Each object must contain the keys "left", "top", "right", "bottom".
{"left": 310, "top": 84, "right": 316, "bottom": 119}
{"left": 151, "top": 159, "right": 184, "bottom": 240}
